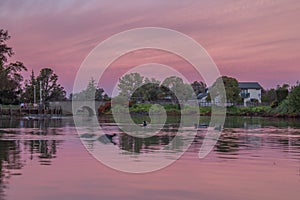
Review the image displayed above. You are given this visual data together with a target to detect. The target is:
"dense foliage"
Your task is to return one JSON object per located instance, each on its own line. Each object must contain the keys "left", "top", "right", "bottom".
{"left": 118, "top": 73, "right": 193, "bottom": 103}
{"left": 22, "top": 68, "right": 66, "bottom": 103}
{"left": 207, "top": 76, "right": 241, "bottom": 103}
{"left": 71, "top": 78, "right": 107, "bottom": 101}
{"left": 0, "top": 29, "right": 27, "bottom": 104}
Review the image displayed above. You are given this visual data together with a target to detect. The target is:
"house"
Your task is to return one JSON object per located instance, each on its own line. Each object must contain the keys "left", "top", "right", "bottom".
{"left": 197, "top": 92, "right": 208, "bottom": 104}
{"left": 197, "top": 82, "right": 263, "bottom": 106}
{"left": 238, "top": 82, "right": 262, "bottom": 105}
{"left": 197, "top": 88, "right": 210, "bottom": 106}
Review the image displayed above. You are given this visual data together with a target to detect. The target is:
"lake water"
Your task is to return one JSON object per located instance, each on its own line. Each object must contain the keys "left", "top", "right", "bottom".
{"left": 0, "top": 116, "right": 300, "bottom": 200}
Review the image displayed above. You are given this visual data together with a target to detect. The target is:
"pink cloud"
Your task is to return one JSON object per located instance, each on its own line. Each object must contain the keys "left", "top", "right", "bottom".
{"left": 0, "top": 0, "right": 299, "bottom": 93}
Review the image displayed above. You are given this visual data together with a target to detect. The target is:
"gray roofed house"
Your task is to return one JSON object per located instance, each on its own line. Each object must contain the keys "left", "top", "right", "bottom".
{"left": 197, "top": 82, "right": 263, "bottom": 107}
{"left": 238, "top": 82, "right": 262, "bottom": 90}
{"left": 197, "top": 93, "right": 208, "bottom": 100}
{"left": 238, "top": 82, "right": 263, "bottom": 105}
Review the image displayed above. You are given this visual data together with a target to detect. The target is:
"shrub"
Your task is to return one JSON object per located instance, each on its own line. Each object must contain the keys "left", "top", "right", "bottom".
{"left": 288, "top": 85, "right": 300, "bottom": 113}
{"left": 271, "top": 100, "right": 279, "bottom": 108}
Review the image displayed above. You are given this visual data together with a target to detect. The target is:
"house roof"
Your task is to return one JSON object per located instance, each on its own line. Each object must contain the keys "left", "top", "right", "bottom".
{"left": 197, "top": 93, "right": 208, "bottom": 99}
{"left": 238, "top": 82, "right": 262, "bottom": 89}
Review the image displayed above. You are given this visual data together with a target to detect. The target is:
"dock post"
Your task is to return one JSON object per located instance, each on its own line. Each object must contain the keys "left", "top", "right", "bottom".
{"left": 9, "top": 105, "right": 12, "bottom": 117}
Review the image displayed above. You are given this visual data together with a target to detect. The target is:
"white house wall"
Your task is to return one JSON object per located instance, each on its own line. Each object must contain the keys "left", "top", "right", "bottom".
{"left": 244, "top": 89, "right": 261, "bottom": 103}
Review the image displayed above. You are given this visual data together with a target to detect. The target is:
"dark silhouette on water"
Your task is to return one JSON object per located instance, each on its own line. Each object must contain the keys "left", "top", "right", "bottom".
{"left": 98, "top": 133, "right": 117, "bottom": 145}
{"left": 142, "top": 121, "right": 147, "bottom": 127}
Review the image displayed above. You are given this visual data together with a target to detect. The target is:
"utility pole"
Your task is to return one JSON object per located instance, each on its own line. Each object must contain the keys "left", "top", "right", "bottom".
{"left": 39, "top": 81, "right": 42, "bottom": 105}
{"left": 33, "top": 85, "right": 36, "bottom": 105}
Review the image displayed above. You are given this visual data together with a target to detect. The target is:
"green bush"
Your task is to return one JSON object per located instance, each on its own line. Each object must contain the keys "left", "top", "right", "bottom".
{"left": 199, "top": 106, "right": 211, "bottom": 115}
{"left": 111, "top": 104, "right": 127, "bottom": 113}
{"left": 288, "top": 85, "right": 300, "bottom": 113}
{"left": 129, "top": 104, "right": 152, "bottom": 113}
{"left": 149, "top": 104, "right": 165, "bottom": 114}
{"left": 181, "top": 105, "right": 198, "bottom": 114}
{"left": 271, "top": 100, "right": 279, "bottom": 108}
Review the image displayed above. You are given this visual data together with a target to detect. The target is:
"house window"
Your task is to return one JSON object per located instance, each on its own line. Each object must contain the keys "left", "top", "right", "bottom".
{"left": 241, "top": 89, "right": 248, "bottom": 93}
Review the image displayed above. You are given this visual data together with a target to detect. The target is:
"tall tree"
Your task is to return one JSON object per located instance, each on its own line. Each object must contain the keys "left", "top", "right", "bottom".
{"left": 162, "top": 76, "right": 193, "bottom": 102}
{"left": 208, "top": 76, "right": 241, "bottom": 103}
{"left": 276, "top": 84, "right": 289, "bottom": 103}
{"left": 0, "top": 29, "right": 13, "bottom": 64}
{"left": 132, "top": 82, "right": 161, "bottom": 101}
{"left": 191, "top": 81, "right": 206, "bottom": 96}
{"left": 261, "top": 88, "right": 276, "bottom": 103}
{"left": 72, "top": 78, "right": 106, "bottom": 101}
{"left": 36, "top": 68, "right": 66, "bottom": 102}
{"left": 287, "top": 84, "right": 300, "bottom": 112}
{"left": 131, "top": 77, "right": 162, "bottom": 101}
{"left": 0, "top": 29, "right": 27, "bottom": 104}
{"left": 21, "top": 70, "right": 36, "bottom": 103}
{"left": 118, "top": 73, "right": 144, "bottom": 98}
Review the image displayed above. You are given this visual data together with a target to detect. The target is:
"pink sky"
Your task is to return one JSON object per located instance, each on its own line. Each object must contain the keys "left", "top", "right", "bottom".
{"left": 0, "top": 0, "right": 299, "bottom": 94}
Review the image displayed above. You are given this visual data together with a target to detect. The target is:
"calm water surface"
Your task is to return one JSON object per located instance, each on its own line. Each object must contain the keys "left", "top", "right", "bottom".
{"left": 0, "top": 116, "right": 300, "bottom": 200}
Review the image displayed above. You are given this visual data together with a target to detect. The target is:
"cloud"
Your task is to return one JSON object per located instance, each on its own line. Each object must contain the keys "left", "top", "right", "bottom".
{"left": 0, "top": 0, "right": 299, "bottom": 93}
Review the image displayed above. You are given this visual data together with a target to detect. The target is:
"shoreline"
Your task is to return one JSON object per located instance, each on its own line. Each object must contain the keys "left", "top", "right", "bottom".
{"left": 0, "top": 113, "right": 299, "bottom": 119}
{"left": 1, "top": 105, "right": 299, "bottom": 119}
{"left": 102, "top": 104, "right": 300, "bottom": 118}
{"left": 100, "top": 111, "right": 300, "bottom": 119}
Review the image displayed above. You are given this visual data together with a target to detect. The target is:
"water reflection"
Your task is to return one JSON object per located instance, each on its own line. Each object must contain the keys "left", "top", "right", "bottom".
{"left": 0, "top": 140, "right": 24, "bottom": 200}
{"left": 0, "top": 117, "right": 300, "bottom": 200}
{"left": 27, "top": 140, "right": 59, "bottom": 165}
{"left": 224, "top": 116, "right": 300, "bottom": 129}
{"left": 215, "top": 134, "right": 239, "bottom": 155}
{"left": 87, "top": 118, "right": 300, "bottom": 160}
{"left": 118, "top": 133, "right": 184, "bottom": 153}
{"left": 0, "top": 118, "right": 67, "bottom": 199}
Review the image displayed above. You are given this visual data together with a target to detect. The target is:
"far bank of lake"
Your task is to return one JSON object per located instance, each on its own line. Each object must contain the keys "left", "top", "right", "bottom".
{"left": 105, "top": 104, "right": 300, "bottom": 118}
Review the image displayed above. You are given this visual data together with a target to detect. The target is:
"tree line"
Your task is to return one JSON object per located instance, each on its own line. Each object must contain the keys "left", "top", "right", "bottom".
{"left": 0, "top": 29, "right": 66, "bottom": 105}
{"left": 1, "top": 29, "right": 299, "bottom": 113}
{"left": 116, "top": 73, "right": 202, "bottom": 103}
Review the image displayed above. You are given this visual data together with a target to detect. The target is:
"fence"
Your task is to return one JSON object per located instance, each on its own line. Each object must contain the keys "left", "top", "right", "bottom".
{"left": 198, "top": 102, "right": 270, "bottom": 107}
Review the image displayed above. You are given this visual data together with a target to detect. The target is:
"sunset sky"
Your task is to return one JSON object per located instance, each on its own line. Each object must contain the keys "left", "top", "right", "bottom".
{"left": 0, "top": 0, "right": 299, "bottom": 95}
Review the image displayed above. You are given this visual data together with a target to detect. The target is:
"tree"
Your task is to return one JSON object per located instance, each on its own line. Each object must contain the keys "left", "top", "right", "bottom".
{"left": 273, "top": 83, "right": 300, "bottom": 114}
{"left": 118, "top": 73, "right": 144, "bottom": 98}
{"left": 0, "top": 29, "right": 27, "bottom": 104}
{"left": 72, "top": 78, "right": 106, "bottom": 101}
{"left": 144, "top": 77, "right": 160, "bottom": 85}
{"left": 131, "top": 77, "right": 162, "bottom": 101}
{"left": 276, "top": 84, "right": 289, "bottom": 103}
{"left": 36, "top": 68, "right": 66, "bottom": 102}
{"left": 191, "top": 81, "right": 206, "bottom": 96}
{"left": 0, "top": 29, "right": 13, "bottom": 64}
{"left": 208, "top": 76, "right": 241, "bottom": 103}
{"left": 261, "top": 88, "right": 276, "bottom": 103}
{"left": 118, "top": 73, "right": 194, "bottom": 103}
{"left": 162, "top": 76, "right": 193, "bottom": 102}
{"left": 132, "top": 82, "right": 161, "bottom": 101}
{"left": 287, "top": 84, "right": 300, "bottom": 112}
{"left": 21, "top": 70, "right": 36, "bottom": 103}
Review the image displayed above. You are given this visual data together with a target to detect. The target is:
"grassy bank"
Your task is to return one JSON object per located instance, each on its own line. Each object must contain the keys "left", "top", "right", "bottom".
{"left": 105, "top": 104, "right": 299, "bottom": 118}
{"left": 127, "top": 104, "right": 212, "bottom": 116}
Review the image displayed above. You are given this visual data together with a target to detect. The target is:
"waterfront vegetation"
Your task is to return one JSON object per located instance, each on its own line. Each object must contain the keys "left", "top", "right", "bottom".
{"left": 104, "top": 103, "right": 299, "bottom": 118}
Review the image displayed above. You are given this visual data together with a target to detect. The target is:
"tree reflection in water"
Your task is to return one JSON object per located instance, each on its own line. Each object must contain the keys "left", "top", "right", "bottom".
{"left": 0, "top": 118, "right": 63, "bottom": 200}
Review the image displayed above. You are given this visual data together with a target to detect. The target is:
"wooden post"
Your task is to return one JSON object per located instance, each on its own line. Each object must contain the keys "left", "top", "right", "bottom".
{"left": 9, "top": 105, "right": 12, "bottom": 117}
